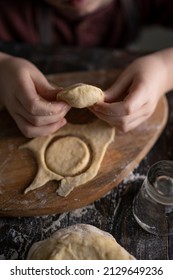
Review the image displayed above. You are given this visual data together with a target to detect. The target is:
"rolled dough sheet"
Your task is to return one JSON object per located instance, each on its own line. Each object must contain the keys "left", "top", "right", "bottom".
{"left": 20, "top": 119, "right": 115, "bottom": 197}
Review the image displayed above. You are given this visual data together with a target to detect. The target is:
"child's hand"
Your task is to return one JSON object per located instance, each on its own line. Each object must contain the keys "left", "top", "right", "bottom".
{"left": 0, "top": 55, "right": 70, "bottom": 137}
{"left": 91, "top": 54, "right": 168, "bottom": 132}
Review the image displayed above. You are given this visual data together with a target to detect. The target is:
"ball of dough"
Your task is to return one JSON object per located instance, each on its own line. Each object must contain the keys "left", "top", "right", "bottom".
{"left": 27, "top": 224, "right": 135, "bottom": 260}
{"left": 57, "top": 83, "right": 104, "bottom": 108}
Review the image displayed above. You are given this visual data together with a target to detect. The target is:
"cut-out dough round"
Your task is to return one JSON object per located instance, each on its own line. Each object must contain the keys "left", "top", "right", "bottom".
{"left": 27, "top": 224, "right": 135, "bottom": 260}
{"left": 57, "top": 83, "right": 104, "bottom": 108}
{"left": 45, "top": 136, "right": 90, "bottom": 176}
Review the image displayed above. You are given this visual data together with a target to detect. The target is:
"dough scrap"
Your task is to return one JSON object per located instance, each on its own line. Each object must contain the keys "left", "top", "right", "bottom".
{"left": 57, "top": 83, "right": 104, "bottom": 108}
{"left": 20, "top": 120, "right": 115, "bottom": 197}
{"left": 27, "top": 224, "right": 135, "bottom": 260}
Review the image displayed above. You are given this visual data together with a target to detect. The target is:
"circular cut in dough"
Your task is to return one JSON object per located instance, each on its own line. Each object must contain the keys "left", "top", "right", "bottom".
{"left": 45, "top": 136, "right": 90, "bottom": 177}
{"left": 57, "top": 83, "right": 104, "bottom": 108}
{"left": 27, "top": 224, "right": 135, "bottom": 260}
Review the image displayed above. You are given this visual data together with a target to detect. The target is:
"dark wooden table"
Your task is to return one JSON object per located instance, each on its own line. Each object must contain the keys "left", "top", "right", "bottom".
{"left": 0, "top": 43, "right": 173, "bottom": 260}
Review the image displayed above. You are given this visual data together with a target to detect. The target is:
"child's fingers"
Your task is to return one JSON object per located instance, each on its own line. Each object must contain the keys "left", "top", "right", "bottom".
{"left": 123, "top": 80, "right": 150, "bottom": 112}
{"left": 104, "top": 70, "right": 131, "bottom": 102}
{"left": 15, "top": 101, "right": 70, "bottom": 127}
{"left": 93, "top": 80, "right": 149, "bottom": 118}
{"left": 31, "top": 72, "right": 63, "bottom": 101}
{"left": 17, "top": 89, "right": 70, "bottom": 117}
{"left": 90, "top": 101, "right": 155, "bottom": 132}
{"left": 14, "top": 115, "right": 67, "bottom": 138}
{"left": 16, "top": 74, "right": 70, "bottom": 116}
{"left": 116, "top": 114, "right": 151, "bottom": 132}
{"left": 92, "top": 101, "right": 133, "bottom": 117}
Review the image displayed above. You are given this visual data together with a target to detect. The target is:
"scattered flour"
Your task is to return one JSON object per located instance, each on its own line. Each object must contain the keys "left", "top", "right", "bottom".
{"left": 41, "top": 204, "right": 97, "bottom": 236}
{"left": 8, "top": 143, "right": 15, "bottom": 152}
{"left": 41, "top": 212, "right": 68, "bottom": 235}
{"left": 69, "top": 204, "right": 96, "bottom": 218}
{"left": 123, "top": 171, "right": 146, "bottom": 184}
{"left": 0, "top": 155, "right": 13, "bottom": 186}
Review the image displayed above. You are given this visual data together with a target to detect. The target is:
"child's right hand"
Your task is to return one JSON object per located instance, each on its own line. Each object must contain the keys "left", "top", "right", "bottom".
{"left": 0, "top": 54, "right": 70, "bottom": 138}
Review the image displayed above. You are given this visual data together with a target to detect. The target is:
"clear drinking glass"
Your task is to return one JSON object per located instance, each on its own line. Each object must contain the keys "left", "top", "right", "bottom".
{"left": 133, "top": 160, "right": 173, "bottom": 236}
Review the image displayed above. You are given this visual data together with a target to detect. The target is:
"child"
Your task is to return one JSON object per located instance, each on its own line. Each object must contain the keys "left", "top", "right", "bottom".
{"left": 0, "top": 0, "right": 173, "bottom": 137}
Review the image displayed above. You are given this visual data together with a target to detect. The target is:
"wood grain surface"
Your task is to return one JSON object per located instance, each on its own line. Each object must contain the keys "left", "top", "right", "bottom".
{"left": 0, "top": 70, "right": 168, "bottom": 217}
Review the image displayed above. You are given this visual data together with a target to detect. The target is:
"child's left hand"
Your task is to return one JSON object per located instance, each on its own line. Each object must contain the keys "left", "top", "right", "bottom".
{"left": 90, "top": 54, "right": 168, "bottom": 132}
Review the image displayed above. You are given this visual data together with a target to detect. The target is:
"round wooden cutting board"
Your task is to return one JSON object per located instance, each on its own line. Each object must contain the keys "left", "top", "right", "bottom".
{"left": 0, "top": 70, "right": 168, "bottom": 216}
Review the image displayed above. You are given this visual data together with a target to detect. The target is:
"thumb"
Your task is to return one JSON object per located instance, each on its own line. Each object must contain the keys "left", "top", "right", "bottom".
{"left": 32, "top": 71, "right": 63, "bottom": 101}
{"left": 105, "top": 72, "right": 131, "bottom": 103}
{"left": 40, "top": 87, "right": 63, "bottom": 101}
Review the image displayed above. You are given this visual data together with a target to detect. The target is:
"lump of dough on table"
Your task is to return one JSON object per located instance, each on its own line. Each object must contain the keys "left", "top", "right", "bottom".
{"left": 27, "top": 224, "right": 135, "bottom": 260}
{"left": 57, "top": 83, "right": 104, "bottom": 108}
